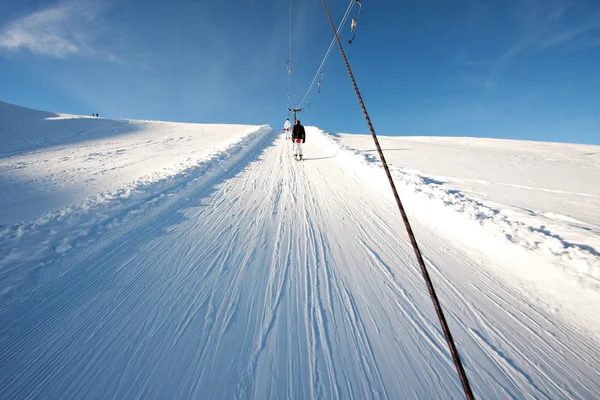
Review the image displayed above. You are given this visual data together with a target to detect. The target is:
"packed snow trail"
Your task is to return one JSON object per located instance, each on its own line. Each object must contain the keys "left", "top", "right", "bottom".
{"left": 1, "top": 130, "right": 600, "bottom": 399}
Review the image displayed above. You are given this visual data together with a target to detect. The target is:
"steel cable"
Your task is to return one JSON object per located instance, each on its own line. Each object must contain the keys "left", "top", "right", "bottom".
{"left": 320, "top": 0, "right": 476, "bottom": 398}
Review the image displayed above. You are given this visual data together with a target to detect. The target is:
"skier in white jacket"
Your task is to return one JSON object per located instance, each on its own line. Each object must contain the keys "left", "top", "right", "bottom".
{"left": 283, "top": 118, "right": 291, "bottom": 139}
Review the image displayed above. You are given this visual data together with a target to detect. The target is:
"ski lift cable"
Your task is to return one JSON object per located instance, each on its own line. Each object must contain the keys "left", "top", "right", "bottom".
{"left": 289, "top": 0, "right": 292, "bottom": 64}
{"left": 320, "top": 0, "right": 476, "bottom": 398}
{"left": 296, "top": 0, "right": 355, "bottom": 109}
{"left": 287, "top": 0, "right": 293, "bottom": 106}
{"left": 296, "top": 0, "right": 353, "bottom": 109}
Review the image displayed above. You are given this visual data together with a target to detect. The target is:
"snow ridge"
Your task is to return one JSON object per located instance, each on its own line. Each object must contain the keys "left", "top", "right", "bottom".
{"left": 0, "top": 125, "right": 272, "bottom": 297}
{"left": 313, "top": 128, "right": 600, "bottom": 287}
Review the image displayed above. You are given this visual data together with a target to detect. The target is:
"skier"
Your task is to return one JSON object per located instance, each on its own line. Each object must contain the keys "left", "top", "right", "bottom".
{"left": 291, "top": 119, "right": 306, "bottom": 160}
{"left": 283, "top": 118, "right": 291, "bottom": 139}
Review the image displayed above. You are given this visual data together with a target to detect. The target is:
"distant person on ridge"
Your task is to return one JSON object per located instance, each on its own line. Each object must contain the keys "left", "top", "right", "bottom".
{"left": 283, "top": 118, "right": 291, "bottom": 139}
{"left": 292, "top": 119, "right": 306, "bottom": 160}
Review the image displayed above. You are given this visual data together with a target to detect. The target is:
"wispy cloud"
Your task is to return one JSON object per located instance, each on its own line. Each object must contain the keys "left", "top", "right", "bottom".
{"left": 0, "top": 1, "right": 123, "bottom": 63}
{"left": 464, "top": 0, "right": 600, "bottom": 89}
{"left": 536, "top": 20, "right": 600, "bottom": 49}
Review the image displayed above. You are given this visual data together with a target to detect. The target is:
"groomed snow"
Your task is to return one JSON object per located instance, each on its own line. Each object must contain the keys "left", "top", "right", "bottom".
{"left": 0, "top": 101, "right": 267, "bottom": 224}
{"left": 336, "top": 133, "right": 600, "bottom": 278}
{"left": 1, "top": 103, "right": 599, "bottom": 399}
{"left": 331, "top": 132, "right": 600, "bottom": 333}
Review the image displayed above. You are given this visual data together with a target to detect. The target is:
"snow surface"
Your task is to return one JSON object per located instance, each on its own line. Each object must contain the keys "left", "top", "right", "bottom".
{"left": 334, "top": 133, "right": 600, "bottom": 333}
{"left": 0, "top": 101, "right": 265, "bottom": 224}
{"left": 1, "top": 102, "right": 600, "bottom": 399}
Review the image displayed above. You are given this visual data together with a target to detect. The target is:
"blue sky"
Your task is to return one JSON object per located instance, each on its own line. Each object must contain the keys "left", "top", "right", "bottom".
{"left": 1, "top": 0, "right": 599, "bottom": 144}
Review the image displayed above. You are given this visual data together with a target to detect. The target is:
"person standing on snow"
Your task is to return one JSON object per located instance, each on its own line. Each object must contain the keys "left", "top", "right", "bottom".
{"left": 284, "top": 118, "right": 291, "bottom": 139}
{"left": 292, "top": 119, "right": 306, "bottom": 160}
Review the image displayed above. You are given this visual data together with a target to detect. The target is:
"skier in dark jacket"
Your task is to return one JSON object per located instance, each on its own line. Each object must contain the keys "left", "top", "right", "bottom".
{"left": 291, "top": 120, "right": 306, "bottom": 160}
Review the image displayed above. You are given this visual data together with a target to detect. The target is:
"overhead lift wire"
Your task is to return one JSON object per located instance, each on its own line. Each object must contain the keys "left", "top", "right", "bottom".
{"left": 296, "top": 0, "right": 355, "bottom": 110}
{"left": 286, "top": 0, "right": 293, "bottom": 107}
{"left": 320, "top": 0, "right": 476, "bottom": 399}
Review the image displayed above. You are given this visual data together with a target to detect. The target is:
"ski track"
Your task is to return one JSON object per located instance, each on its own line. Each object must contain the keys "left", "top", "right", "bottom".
{"left": 1, "top": 130, "right": 600, "bottom": 399}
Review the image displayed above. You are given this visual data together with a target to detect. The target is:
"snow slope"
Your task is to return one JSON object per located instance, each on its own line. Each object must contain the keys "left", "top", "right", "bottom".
{"left": 336, "top": 134, "right": 600, "bottom": 278}
{"left": 1, "top": 104, "right": 600, "bottom": 399}
{"left": 0, "top": 101, "right": 266, "bottom": 224}
{"left": 332, "top": 133, "right": 600, "bottom": 331}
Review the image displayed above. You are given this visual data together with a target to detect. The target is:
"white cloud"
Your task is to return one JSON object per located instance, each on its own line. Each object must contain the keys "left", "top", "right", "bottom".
{"left": 536, "top": 21, "right": 600, "bottom": 49}
{"left": 0, "top": 1, "right": 123, "bottom": 62}
{"left": 458, "top": 0, "right": 600, "bottom": 90}
{"left": 0, "top": 4, "right": 79, "bottom": 57}
{"left": 482, "top": 0, "right": 600, "bottom": 89}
